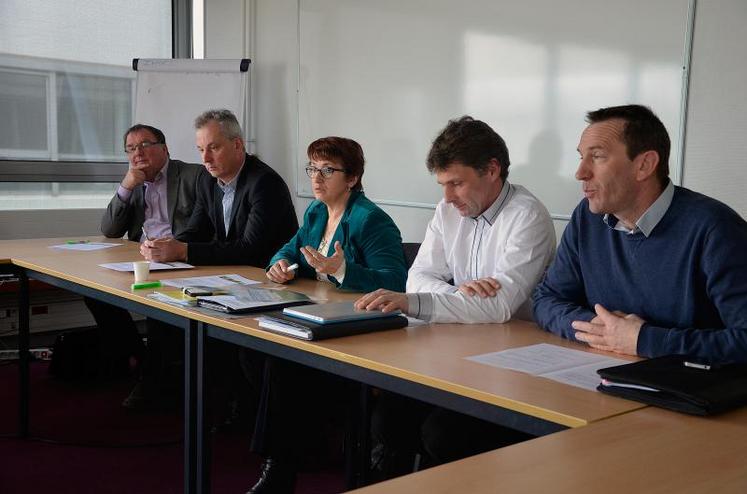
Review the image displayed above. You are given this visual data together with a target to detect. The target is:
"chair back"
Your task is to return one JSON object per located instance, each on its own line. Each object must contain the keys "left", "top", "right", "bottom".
{"left": 401, "top": 242, "right": 421, "bottom": 269}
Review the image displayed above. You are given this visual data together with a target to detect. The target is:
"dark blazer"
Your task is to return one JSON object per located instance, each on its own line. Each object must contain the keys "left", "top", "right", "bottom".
{"left": 177, "top": 154, "right": 298, "bottom": 266}
{"left": 101, "top": 159, "right": 204, "bottom": 241}
{"left": 269, "top": 191, "right": 407, "bottom": 292}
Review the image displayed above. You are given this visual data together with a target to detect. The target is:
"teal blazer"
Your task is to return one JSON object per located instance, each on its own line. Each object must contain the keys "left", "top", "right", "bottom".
{"left": 269, "top": 191, "right": 406, "bottom": 292}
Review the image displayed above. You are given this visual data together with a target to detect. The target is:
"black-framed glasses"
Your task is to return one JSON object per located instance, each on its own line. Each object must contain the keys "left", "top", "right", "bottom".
{"left": 125, "top": 141, "right": 163, "bottom": 154}
{"left": 305, "top": 163, "right": 346, "bottom": 179}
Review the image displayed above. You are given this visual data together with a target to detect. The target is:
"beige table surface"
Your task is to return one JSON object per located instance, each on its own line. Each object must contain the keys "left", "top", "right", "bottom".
{"left": 350, "top": 405, "right": 747, "bottom": 494}
{"left": 5, "top": 236, "right": 644, "bottom": 429}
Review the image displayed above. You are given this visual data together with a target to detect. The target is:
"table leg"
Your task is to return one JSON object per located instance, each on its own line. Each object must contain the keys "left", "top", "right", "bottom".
{"left": 184, "top": 319, "right": 210, "bottom": 494}
{"left": 196, "top": 321, "right": 210, "bottom": 493}
{"left": 18, "top": 269, "right": 30, "bottom": 438}
{"left": 345, "top": 382, "right": 372, "bottom": 489}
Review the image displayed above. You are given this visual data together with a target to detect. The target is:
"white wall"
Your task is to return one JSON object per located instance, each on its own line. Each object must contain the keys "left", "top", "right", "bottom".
{"left": 174, "top": 0, "right": 747, "bottom": 244}
{"left": 682, "top": 0, "right": 747, "bottom": 214}
{"left": 4, "top": 1, "right": 745, "bottom": 243}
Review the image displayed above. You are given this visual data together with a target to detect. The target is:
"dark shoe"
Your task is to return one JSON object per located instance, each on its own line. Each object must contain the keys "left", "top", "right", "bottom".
{"left": 122, "top": 382, "right": 179, "bottom": 411}
{"left": 246, "top": 458, "right": 297, "bottom": 494}
{"left": 122, "top": 382, "right": 148, "bottom": 409}
{"left": 370, "top": 443, "right": 419, "bottom": 481}
{"left": 211, "top": 397, "right": 255, "bottom": 434}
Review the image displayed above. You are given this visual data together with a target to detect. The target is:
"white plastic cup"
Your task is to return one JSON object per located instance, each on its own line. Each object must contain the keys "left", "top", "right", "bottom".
{"left": 133, "top": 261, "right": 151, "bottom": 283}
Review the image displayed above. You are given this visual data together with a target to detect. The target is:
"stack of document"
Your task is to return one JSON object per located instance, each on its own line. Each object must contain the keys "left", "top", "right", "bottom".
{"left": 148, "top": 289, "right": 198, "bottom": 307}
{"left": 146, "top": 274, "right": 254, "bottom": 308}
{"left": 195, "top": 287, "right": 311, "bottom": 314}
{"left": 146, "top": 274, "right": 310, "bottom": 314}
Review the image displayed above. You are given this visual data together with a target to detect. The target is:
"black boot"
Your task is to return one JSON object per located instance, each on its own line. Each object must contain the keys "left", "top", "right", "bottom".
{"left": 246, "top": 458, "right": 297, "bottom": 494}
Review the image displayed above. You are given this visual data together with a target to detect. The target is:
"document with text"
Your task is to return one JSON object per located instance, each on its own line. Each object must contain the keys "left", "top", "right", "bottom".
{"left": 51, "top": 242, "right": 122, "bottom": 251}
{"left": 466, "top": 343, "right": 631, "bottom": 392}
{"left": 160, "top": 274, "right": 259, "bottom": 288}
{"left": 99, "top": 261, "right": 194, "bottom": 272}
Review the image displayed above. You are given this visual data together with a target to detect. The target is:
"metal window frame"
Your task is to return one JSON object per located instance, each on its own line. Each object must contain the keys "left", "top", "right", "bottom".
{"left": 0, "top": 0, "right": 193, "bottom": 184}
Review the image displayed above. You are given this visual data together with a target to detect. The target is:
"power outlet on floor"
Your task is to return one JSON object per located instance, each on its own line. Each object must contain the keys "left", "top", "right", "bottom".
{"left": 0, "top": 348, "right": 53, "bottom": 360}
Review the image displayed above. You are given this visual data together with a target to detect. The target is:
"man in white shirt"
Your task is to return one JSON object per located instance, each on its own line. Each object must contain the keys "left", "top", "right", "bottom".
{"left": 356, "top": 115, "right": 556, "bottom": 479}
{"left": 356, "top": 116, "right": 555, "bottom": 323}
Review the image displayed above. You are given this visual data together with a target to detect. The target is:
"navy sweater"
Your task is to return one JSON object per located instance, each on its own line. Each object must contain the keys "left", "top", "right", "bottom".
{"left": 532, "top": 186, "right": 747, "bottom": 363}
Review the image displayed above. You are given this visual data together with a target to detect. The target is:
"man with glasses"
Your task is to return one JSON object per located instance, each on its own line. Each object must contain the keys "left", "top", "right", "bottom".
{"left": 102, "top": 124, "right": 204, "bottom": 241}
{"left": 86, "top": 124, "right": 204, "bottom": 406}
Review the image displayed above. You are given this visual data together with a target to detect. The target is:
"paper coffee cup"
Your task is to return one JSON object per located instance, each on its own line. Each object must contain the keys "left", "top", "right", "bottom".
{"left": 133, "top": 261, "right": 151, "bottom": 282}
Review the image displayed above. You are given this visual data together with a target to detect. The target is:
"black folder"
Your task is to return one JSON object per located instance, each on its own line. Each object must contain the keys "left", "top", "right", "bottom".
{"left": 257, "top": 310, "right": 408, "bottom": 340}
{"left": 597, "top": 355, "right": 747, "bottom": 415}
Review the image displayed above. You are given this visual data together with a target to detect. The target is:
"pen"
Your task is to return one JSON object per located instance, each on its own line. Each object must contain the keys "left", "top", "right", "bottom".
{"left": 131, "top": 281, "right": 162, "bottom": 290}
{"left": 684, "top": 361, "right": 711, "bottom": 370}
{"left": 66, "top": 240, "right": 89, "bottom": 244}
{"left": 285, "top": 263, "right": 299, "bottom": 272}
{"left": 141, "top": 226, "right": 152, "bottom": 241}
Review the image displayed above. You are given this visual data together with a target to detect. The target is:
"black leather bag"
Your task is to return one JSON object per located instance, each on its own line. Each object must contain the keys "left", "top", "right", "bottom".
{"left": 597, "top": 355, "right": 747, "bottom": 415}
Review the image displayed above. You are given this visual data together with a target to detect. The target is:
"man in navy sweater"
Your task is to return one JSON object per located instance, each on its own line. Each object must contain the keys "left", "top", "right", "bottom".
{"left": 533, "top": 104, "right": 747, "bottom": 363}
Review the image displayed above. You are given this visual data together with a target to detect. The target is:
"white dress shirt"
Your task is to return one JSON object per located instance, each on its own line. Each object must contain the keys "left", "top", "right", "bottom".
{"left": 216, "top": 157, "right": 246, "bottom": 236}
{"left": 406, "top": 182, "right": 556, "bottom": 324}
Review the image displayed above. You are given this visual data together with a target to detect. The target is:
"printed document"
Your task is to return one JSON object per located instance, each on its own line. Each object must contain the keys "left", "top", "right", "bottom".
{"left": 160, "top": 274, "right": 259, "bottom": 288}
{"left": 99, "top": 261, "right": 194, "bottom": 272}
{"left": 466, "top": 343, "right": 631, "bottom": 392}
{"left": 51, "top": 242, "right": 121, "bottom": 251}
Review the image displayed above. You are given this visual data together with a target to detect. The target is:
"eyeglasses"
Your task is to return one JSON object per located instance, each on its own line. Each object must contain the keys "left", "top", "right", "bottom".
{"left": 125, "top": 141, "right": 163, "bottom": 154}
{"left": 305, "top": 164, "right": 346, "bottom": 179}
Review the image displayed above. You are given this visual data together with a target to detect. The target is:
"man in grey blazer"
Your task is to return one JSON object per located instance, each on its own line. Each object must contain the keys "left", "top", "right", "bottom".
{"left": 86, "top": 124, "right": 203, "bottom": 408}
{"left": 101, "top": 124, "right": 204, "bottom": 240}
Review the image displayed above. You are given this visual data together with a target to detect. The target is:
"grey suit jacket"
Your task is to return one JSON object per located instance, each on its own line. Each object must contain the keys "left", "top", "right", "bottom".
{"left": 101, "top": 159, "right": 205, "bottom": 241}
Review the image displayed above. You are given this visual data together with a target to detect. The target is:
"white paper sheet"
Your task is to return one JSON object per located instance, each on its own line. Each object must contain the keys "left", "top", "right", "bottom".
{"left": 160, "top": 274, "right": 259, "bottom": 288}
{"left": 466, "top": 343, "right": 630, "bottom": 392}
{"left": 51, "top": 242, "right": 122, "bottom": 251}
{"left": 98, "top": 261, "right": 194, "bottom": 272}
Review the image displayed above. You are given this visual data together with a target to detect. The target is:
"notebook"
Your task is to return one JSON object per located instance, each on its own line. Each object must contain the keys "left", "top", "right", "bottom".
{"left": 282, "top": 301, "right": 401, "bottom": 324}
{"left": 257, "top": 310, "right": 408, "bottom": 340}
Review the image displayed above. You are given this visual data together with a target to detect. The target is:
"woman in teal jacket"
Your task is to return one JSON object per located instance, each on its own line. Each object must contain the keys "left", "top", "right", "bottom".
{"left": 248, "top": 139, "right": 406, "bottom": 493}
{"left": 266, "top": 136, "right": 406, "bottom": 292}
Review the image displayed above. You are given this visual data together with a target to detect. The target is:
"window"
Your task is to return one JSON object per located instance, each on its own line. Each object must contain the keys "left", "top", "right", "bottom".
{"left": 0, "top": 55, "right": 135, "bottom": 163}
{"left": 0, "top": 0, "right": 175, "bottom": 210}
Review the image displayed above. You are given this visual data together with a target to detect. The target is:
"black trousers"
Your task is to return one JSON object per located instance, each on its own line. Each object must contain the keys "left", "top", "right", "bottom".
{"left": 147, "top": 323, "right": 255, "bottom": 423}
{"left": 141, "top": 318, "right": 184, "bottom": 395}
{"left": 83, "top": 297, "right": 145, "bottom": 374}
{"left": 371, "top": 391, "right": 533, "bottom": 478}
{"left": 250, "top": 357, "right": 352, "bottom": 462}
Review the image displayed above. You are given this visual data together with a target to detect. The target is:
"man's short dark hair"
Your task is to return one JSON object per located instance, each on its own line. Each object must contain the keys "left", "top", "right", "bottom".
{"left": 426, "top": 116, "right": 510, "bottom": 180}
{"left": 585, "top": 104, "right": 670, "bottom": 187}
{"left": 123, "top": 124, "right": 166, "bottom": 148}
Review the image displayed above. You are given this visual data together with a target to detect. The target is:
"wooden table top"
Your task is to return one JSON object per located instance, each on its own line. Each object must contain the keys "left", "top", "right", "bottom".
{"left": 351, "top": 405, "right": 747, "bottom": 494}
{"left": 4, "top": 236, "right": 644, "bottom": 428}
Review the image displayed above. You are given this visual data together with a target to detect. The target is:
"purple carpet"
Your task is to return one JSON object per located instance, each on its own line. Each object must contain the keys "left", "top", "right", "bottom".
{"left": 0, "top": 361, "right": 346, "bottom": 493}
